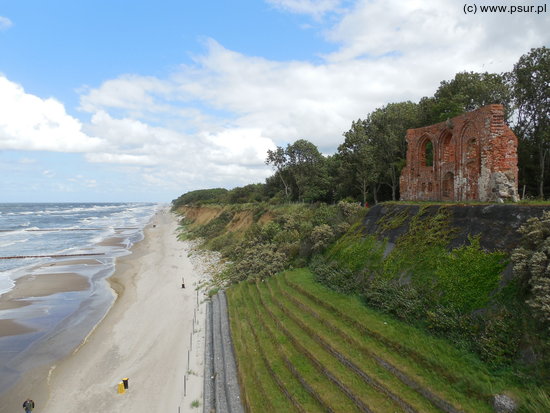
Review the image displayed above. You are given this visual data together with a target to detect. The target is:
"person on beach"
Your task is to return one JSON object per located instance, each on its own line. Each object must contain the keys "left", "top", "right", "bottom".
{"left": 22, "top": 398, "right": 35, "bottom": 412}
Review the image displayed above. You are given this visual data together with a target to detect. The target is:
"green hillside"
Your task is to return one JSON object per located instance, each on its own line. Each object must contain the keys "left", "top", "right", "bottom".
{"left": 174, "top": 199, "right": 550, "bottom": 411}
{"left": 227, "top": 269, "right": 549, "bottom": 412}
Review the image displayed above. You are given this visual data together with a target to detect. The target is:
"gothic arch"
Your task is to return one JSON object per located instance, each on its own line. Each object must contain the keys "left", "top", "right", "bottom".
{"left": 417, "top": 133, "right": 436, "bottom": 168}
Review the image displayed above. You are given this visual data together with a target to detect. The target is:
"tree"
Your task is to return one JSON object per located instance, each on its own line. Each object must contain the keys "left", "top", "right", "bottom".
{"left": 266, "top": 139, "right": 329, "bottom": 203}
{"left": 285, "top": 139, "right": 329, "bottom": 202}
{"left": 509, "top": 47, "right": 550, "bottom": 198}
{"left": 364, "top": 102, "right": 420, "bottom": 200}
{"left": 419, "top": 71, "right": 512, "bottom": 125}
{"left": 266, "top": 146, "right": 291, "bottom": 201}
{"left": 338, "top": 119, "right": 379, "bottom": 204}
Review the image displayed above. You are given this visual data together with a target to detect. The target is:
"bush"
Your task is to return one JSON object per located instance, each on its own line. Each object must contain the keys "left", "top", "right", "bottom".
{"left": 224, "top": 243, "right": 287, "bottom": 282}
{"left": 311, "top": 224, "right": 334, "bottom": 252}
{"left": 435, "top": 236, "right": 508, "bottom": 312}
{"left": 311, "top": 255, "right": 359, "bottom": 294}
{"left": 325, "top": 229, "right": 386, "bottom": 274}
{"left": 512, "top": 211, "right": 550, "bottom": 329}
{"left": 194, "top": 210, "right": 234, "bottom": 239}
{"left": 362, "top": 279, "right": 426, "bottom": 323}
{"left": 474, "top": 309, "right": 521, "bottom": 367}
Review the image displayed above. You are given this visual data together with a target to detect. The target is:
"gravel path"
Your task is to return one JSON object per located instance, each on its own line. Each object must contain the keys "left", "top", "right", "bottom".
{"left": 204, "top": 291, "right": 244, "bottom": 413}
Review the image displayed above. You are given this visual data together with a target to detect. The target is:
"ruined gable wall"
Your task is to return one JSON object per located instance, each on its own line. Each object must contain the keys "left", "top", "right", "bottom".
{"left": 399, "top": 105, "right": 518, "bottom": 202}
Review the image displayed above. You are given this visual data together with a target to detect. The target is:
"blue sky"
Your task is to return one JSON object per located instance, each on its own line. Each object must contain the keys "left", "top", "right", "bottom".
{"left": 1, "top": 0, "right": 549, "bottom": 202}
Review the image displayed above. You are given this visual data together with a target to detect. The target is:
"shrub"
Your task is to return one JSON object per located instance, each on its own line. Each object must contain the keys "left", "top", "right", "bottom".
{"left": 325, "top": 229, "right": 386, "bottom": 274}
{"left": 474, "top": 308, "right": 521, "bottom": 367}
{"left": 435, "top": 236, "right": 508, "bottom": 312}
{"left": 362, "top": 279, "right": 426, "bottom": 322}
{"left": 224, "top": 243, "right": 287, "bottom": 283}
{"left": 512, "top": 211, "right": 550, "bottom": 329}
{"left": 311, "top": 224, "right": 334, "bottom": 252}
{"left": 311, "top": 255, "right": 359, "bottom": 294}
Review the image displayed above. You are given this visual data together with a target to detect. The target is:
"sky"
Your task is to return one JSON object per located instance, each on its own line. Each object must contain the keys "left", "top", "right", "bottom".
{"left": 0, "top": 0, "right": 549, "bottom": 203}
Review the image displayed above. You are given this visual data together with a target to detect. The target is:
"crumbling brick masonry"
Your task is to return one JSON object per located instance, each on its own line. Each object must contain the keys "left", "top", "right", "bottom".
{"left": 399, "top": 105, "right": 519, "bottom": 202}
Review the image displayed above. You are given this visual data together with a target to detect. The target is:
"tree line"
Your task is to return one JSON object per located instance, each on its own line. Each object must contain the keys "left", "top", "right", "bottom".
{"left": 173, "top": 46, "right": 549, "bottom": 208}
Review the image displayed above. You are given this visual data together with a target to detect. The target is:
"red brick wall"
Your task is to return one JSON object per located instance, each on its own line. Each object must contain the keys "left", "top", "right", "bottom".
{"left": 400, "top": 105, "right": 519, "bottom": 202}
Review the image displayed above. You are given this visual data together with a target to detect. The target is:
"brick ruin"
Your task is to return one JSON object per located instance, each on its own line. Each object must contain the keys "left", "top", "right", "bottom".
{"left": 399, "top": 104, "right": 519, "bottom": 202}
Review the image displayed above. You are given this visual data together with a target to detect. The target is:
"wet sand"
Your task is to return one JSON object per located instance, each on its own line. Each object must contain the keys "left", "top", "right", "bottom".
{"left": 0, "top": 319, "right": 36, "bottom": 337}
{"left": 1, "top": 273, "right": 90, "bottom": 302}
{"left": 0, "top": 272, "right": 91, "bottom": 339}
{"left": 0, "top": 209, "right": 206, "bottom": 412}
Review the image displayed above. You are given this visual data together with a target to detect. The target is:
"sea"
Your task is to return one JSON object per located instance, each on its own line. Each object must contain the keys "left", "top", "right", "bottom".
{"left": 0, "top": 202, "right": 160, "bottom": 394}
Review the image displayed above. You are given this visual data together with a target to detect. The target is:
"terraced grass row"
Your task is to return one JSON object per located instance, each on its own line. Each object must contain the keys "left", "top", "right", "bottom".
{"left": 280, "top": 271, "right": 488, "bottom": 401}
{"left": 228, "top": 269, "right": 549, "bottom": 412}
{"left": 249, "top": 281, "right": 364, "bottom": 412}
{"left": 268, "top": 277, "right": 455, "bottom": 413}
{"left": 229, "top": 278, "right": 450, "bottom": 411}
{"left": 263, "top": 280, "right": 422, "bottom": 413}
{"left": 279, "top": 270, "right": 529, "bottom": 407}
{"left": 228, "top": 281, "right": 306, "bottom": 412}
{"left": 276, "top": 273, "right": 495, "bottom": 411}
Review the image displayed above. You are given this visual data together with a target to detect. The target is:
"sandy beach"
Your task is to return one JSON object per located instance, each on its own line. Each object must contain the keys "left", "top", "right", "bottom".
{"left": 0, "top": 209, "right": 207, "bottom": 412}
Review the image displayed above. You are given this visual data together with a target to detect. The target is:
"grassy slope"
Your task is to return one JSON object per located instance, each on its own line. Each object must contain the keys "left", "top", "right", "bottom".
{"left": 227, "top": 269, "right": 548, "bottom": 413}
{"left": 176, "top": 202, "right": 549, "bottom": 410}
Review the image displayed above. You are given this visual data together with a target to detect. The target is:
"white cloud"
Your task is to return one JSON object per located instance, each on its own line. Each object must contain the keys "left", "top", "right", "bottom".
{"left": 325, "top": 0, "right": 549, "bottom": 64}
{"left": 5, "top": 0, "right": 549, "bottom": 200}
{"left": 0, "top": 16, "right": 13, "bottom": 31}
{"left": 85, "top": 153, "right": 157, "bottom": 166}
{"left": 0, "top": 76, "right": 105, "bottom": 152}
{"left": 202, "top": 128, "right": 277, "bottom": 166}
{"left": 79, "top": 75, "right": 172, "bottom": 114}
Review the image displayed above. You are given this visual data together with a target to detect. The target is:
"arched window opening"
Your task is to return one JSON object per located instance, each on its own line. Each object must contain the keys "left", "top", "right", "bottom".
{"left": 424, "top": 140, "right": 433, "bottom": 166}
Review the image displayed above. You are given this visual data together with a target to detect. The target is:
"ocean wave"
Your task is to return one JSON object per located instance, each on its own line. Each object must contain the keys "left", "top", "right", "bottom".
{"left": 0, "top": 226, "right": 41, "bottom": 236}
{"left": 0, "top": 203, "right": 158, "bottom": 271}
{"left": 0, "top": 238, "right": 30, "bottom": 248}
{"left": 0, "top": 276, "right": 15, "bottom": 297}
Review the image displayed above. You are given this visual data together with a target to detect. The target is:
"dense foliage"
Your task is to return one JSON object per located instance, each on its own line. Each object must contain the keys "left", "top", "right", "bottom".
{"left": 310, "top": 207, "right": 519, "bottom": 368}
{"left": 172, "top": 188, "right": 229, "bottom": 209}
{"left": 178, "top": 202, "right": 365, "bottom": 284}
{"left": 176, "top": 199, "right": 550, "bottom": 377}
{"left": 512, "top": 211, "right": 550, "bottom": 328}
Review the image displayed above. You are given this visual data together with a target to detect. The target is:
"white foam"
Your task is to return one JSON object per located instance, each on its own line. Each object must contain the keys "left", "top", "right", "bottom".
{"left": 0, "top": 238, "right": 30, "bottom": 248}
{"left": 0, "top": 274, "right": 15, "bottom": 296}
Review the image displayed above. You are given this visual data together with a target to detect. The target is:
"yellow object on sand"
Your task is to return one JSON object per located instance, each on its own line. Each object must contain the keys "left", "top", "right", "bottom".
{"left": 117, "top": 381, "right": 125, "bottom": 394}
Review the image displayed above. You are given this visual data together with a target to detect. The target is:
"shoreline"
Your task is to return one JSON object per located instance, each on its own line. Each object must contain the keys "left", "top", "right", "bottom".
{"left": 0, "top": 209, "right": 208, "bottom": 412}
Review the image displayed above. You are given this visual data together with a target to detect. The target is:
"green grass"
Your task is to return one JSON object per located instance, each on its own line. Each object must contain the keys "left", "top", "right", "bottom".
{"left": 227, "top": 268, "right": 550, "bottom": 412}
